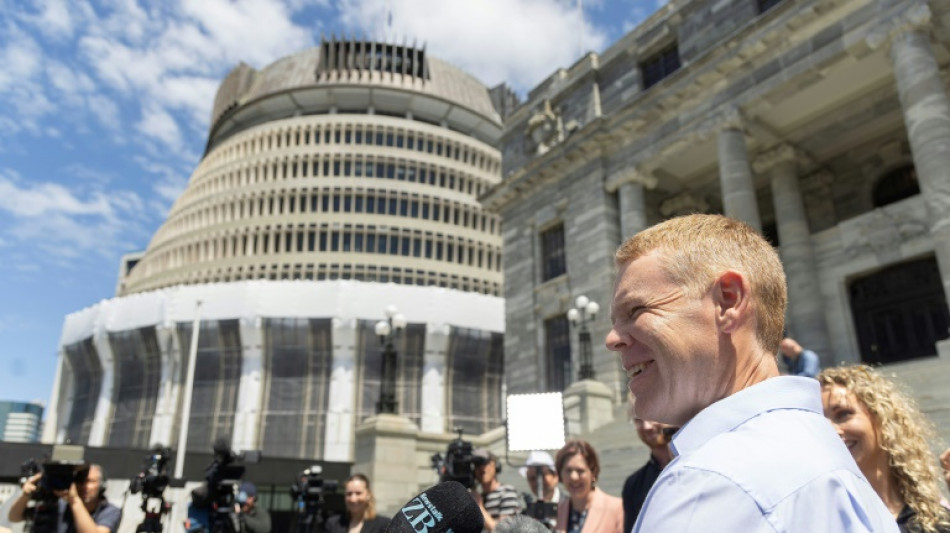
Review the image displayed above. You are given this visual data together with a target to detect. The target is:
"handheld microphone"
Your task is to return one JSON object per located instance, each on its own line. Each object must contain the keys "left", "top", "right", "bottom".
{"left": 385, "top": 481, "right": 484, "bottom": 533}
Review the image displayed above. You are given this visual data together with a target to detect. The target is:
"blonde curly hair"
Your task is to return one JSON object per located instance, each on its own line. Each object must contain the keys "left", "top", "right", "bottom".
{"left": 818, "top": 365, "right": 949, "bottom": 533}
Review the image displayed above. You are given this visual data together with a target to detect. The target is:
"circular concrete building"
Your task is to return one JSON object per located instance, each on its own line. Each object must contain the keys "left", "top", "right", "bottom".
{"left": 45, "top": 39, "right": 506, "bottom": 463}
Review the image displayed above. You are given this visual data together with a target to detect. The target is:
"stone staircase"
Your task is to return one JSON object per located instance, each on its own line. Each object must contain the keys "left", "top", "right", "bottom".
{"left": 874, "top": 356, "right": 950, "bottom": 449}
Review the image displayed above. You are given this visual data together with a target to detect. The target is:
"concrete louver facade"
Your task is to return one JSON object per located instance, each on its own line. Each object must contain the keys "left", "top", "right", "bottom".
{"left": 485, "top": 0, "right": 950, "bottom": 440}
{"left": 45, "top": 38, "right": 508, "bottom": 461}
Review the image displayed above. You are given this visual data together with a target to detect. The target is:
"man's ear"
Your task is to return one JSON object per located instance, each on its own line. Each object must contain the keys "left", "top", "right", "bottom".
{"left": 713, "top": 270, "right": 749, "bottom": 334}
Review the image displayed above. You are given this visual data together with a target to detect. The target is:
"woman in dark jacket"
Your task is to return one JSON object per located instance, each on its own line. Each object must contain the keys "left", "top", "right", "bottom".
{"left": 325, "top": 474, "right": 390, "bottom": 533}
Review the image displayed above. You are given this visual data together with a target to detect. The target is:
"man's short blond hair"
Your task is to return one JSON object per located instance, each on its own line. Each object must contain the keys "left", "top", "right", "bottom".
{"left": 614, "top": 214, "right": 787, "bottom": 352}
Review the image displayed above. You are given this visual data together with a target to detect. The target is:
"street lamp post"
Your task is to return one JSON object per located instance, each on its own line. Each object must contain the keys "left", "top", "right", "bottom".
{"left": 375, "top": 305, "right": 407, "bottom": 414}
{"left": 567, "top": 295, "right": 600, "bottom": 381}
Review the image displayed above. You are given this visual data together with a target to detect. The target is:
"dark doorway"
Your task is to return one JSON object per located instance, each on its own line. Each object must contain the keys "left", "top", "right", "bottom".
{"left": 849, "top": 257, "right": 949, "bottom": 364}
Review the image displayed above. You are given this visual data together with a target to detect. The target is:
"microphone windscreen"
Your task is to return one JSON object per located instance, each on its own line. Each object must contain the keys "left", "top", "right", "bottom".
{"left": 386, "top": 481, "right": 484, "bottom": 533}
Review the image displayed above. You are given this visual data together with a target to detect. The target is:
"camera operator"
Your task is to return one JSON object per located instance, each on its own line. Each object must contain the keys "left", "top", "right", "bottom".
{"left": 471, "top": 449, "right": 522, "bottom": 532}
{"left": 8, "top": 464, "right": 122, "bottom": 533}
{"left": 520, "top": 452, "right": 559, "bottom": 530}
{"left": 235, "top": 482, "right": 270, "bottom": 533}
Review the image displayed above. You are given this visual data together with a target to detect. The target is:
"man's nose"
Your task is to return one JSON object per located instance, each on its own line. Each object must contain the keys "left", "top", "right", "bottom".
{"left": 605, "top": 328, "right": 624, "bottom": 351}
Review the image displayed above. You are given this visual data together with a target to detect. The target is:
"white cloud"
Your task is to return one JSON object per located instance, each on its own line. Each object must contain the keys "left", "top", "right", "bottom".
{"left": 0, "top": 169, "right": 149, "bottom": 261}
{"left": 181, "top": 0, "right": 315, "bottom": 66}
{"left": 0, "top": 174, "right": 112, "bottom": 218}
{"left": 0, "top": 31, "right": 44, "bottom": 92}
{"left": 137, "top": 105, "right": 184, "bottom": 151}
{"left": 86, "top": 93, "right": 122, "bottom": 132}
{"left": 338, "top": 0, "right": 609, "bottom": 91}
{"left": 35, "top": 0, "right": 75, "bottom": 39}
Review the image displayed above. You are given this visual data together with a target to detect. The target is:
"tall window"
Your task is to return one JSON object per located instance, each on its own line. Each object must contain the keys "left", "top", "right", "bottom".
{"left": 541, "top": 224, "right": 567, "bottom": 281}
{"left": 545, "top": 315, "right": 572, "bottom": 391}
{"left": 446, "top": 328, "right": 505, "bottom": 435}
{"left": 872, "top": 165, "right": 919, "bottom": 207}
{"left": 641, "top": 44, "right": 681, "bottom": 89}
{"left": 259, "top": 318, "right": 333, "bottom": 458}
{"left": 63, "top": 338, "right": 103, "bottom": 444}
{"left": 356, "top": 321, "right": 425, "bottom": 425}
{"left": 175, "top": 320, "right": 242, "bottom": 452}
{"left": 758, "top": 0, "right": 784, "bottom": 13}
{"left": 107, "top": 327, "right": 162, "bottom": 448}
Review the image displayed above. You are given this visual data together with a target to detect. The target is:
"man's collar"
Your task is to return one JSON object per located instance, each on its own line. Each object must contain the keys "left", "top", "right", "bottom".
{"left": 670, "top": 376, "right": 822, "bottom": 457}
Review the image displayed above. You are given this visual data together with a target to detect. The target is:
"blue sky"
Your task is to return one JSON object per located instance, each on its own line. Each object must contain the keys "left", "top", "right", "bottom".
{"left": 0, "top": 0, "right": 666, "bottom": 409}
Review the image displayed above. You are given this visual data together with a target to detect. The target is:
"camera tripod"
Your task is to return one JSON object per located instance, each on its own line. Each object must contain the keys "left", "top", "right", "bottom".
{"left": 136, "top": 494, "right": 171, "bottom": 533}
{"left": 292, "top": 506, "right": 324, "bottom": 533}
{"left": 208, "top": 504, "right": 243, "bottom": 533}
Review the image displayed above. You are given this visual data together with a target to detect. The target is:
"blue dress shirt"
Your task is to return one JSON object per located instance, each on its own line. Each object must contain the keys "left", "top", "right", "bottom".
{"left": 633, "top": 376, "right": 898, "bottom": 533}
{"left": 782, "top": 349, "right": 821, "bottom": 378}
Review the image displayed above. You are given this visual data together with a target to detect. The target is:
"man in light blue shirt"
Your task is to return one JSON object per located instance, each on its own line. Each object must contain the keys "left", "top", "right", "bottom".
{"left": 780, "top": 337, "right": 821, "bottom": 377}
{"left": 605, "top": 214, "right": 898, "bottom": 533}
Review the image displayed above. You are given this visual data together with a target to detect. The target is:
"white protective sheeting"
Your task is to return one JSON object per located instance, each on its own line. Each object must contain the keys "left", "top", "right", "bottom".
{"left": 59, "top": 280, "right": 504, "bottom": 346}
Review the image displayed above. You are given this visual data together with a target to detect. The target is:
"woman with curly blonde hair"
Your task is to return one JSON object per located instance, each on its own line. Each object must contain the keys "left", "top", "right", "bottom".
{"left": 818, "top": 365, "right": 950, "bottom": 533}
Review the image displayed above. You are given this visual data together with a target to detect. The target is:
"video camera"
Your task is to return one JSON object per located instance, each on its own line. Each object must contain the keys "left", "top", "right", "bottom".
{"left": 130, "top": 446, "right": 172, "bottom": 498}
{"left": 19, "top": 445, "right": 88, "bottom": 533}
{"left": 430, "top": 427, "right": 483, "bottom": 489}
{"left": 191, "top": 438, "right": 261, "bottom": 533}
{"left": 290, "top": 465, "right": 340, "bottom": 521}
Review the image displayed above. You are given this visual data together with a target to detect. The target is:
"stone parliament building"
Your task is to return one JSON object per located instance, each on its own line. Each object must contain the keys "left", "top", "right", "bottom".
{"left": 7, "top": 0, "right": 950, "bottom": 526}
{"left": 490, "top": 0, "right": 950, "bottom": 394}
{"left": 485, "top": 0, "right": 950, "bottom": 488}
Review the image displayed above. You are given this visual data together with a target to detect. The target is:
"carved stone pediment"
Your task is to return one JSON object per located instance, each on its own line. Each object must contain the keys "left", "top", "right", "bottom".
{"left": 841, "top": 206, "right": 929, "bottom": 261}
{"left": 525, "top": 100, "right": 562, "bottom": 155}
{"left": 660, "top": 192, "right": 709, "bottom": 217}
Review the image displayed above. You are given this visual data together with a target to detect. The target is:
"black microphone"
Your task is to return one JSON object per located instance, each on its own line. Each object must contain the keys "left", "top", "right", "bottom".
{"left": 385, "top": 481, "right": 484, "bottom": 533}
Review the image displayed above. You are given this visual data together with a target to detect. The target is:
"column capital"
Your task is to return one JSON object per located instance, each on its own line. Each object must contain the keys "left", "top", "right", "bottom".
{"left": 660, "top": 192, "right": 709, "bottom": 218}
{"left": 605, "top": 165, "right": 658, "bottom": 193}
{"left": 753, "top": 144, "right": 803, "bottom": 174}
{"left": 706, "top": 105, "right": 746, "bottom": 134}
{"left": 866, "top": 0, "right": 932, "bottom": 51}
{"left": 801, "top": 170, "right": 834, "bottom": 193}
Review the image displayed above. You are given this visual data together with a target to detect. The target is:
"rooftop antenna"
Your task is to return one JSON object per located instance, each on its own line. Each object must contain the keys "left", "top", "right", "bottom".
{"left": 385, "top": 0, "right": 393, "bottom": 39}
{"left": 577, "top": 0, "right": 584, "bottom": 59}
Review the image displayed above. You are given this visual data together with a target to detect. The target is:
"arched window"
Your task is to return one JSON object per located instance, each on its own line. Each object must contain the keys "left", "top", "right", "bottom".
{"left": 872, "top": 164, "right": 919, "bottom": 207}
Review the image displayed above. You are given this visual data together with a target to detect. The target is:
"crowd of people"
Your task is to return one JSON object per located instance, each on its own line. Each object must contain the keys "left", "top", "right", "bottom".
{"left": 7, "top": 213, "right": 950, "bottom": 533}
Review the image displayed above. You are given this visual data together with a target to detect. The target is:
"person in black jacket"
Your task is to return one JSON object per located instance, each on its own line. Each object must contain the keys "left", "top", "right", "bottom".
{"left": 325, "top": 474, "right": 390, "bottom": 533}
{"left": 621, "top": 397, "right": 676, "bottom": 533}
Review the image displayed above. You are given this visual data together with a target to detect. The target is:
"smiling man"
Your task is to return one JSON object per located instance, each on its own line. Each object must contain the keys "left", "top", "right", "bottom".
{"left": 605, "top": 214, "right": 897, "bottom": 533}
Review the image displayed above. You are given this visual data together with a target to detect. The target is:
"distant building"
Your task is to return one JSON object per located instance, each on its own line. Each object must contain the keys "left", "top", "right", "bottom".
{"left": 45, "top": 38, "right": 506, "bottom": 462}
{"left": 0, "top": 401, "right": 43, "bottom": 442}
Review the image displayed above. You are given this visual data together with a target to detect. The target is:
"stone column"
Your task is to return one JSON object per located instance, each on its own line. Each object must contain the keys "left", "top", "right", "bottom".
{"left": 353, "top": 414, "right": 420, "bottom": 515}
{"left": 232, "top": 317, "right": 263, "bottom": 451}
{"left": 562, "top": 379, "right": 614, "bottom": 436}
{"left": 42, "top": 350, "right": 68, "bottom": 443}
{"left": 756, "top": 146, "right": 833, "bottom": 365}
{"left": 420, "top": 323, "right": 450, "bottom": 433}
{"left": 718, "top": 125, "right": 762, "bottom": 232}
{"left": 605, "top": 166, "right": 657, "bottom": 239}
{"left": 149, "top": 322, "right": 182, "bottom": 448}
{"left": 88, "top": 330, "right": 115, "bottom": 446}
{"left": 889, "top": 28, "right": 950, "bottom": 357}
{"left": 323, "top": 317, "right": 358, "bottom": 462}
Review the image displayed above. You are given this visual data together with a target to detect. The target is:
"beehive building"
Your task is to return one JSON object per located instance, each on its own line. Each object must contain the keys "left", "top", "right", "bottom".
{"left": 43, "top": 38, "right": 506, "bottom": 462}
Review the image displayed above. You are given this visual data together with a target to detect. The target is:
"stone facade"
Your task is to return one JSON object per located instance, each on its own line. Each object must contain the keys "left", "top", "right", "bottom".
{"left": 484, "top": 0, "right": 950, "bottom": 430}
